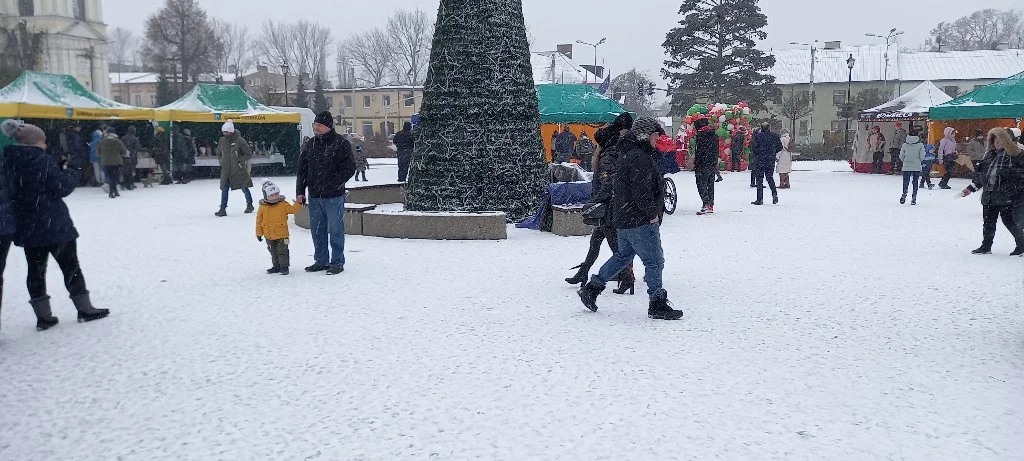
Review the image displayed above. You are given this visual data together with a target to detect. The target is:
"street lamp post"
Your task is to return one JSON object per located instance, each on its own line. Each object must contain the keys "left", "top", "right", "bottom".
{"left": 790, "top": 41, "right": 818, "bottom": 144}
{"left": 865, "top": 28, "right": 904, "bottom": 98}
{"left": 575, "top": 38, "right": 606, "bottom": 84}
{"left": 281, "top": 63, "right": 290, "bottom": 106}
{"left": 844, "top": 54, "right": 856, "bottom": 156}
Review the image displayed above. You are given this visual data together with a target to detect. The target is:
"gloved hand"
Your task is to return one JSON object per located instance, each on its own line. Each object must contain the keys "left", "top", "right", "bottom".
{"left": 257, "top": 236, "right": 263, "bottom": 242}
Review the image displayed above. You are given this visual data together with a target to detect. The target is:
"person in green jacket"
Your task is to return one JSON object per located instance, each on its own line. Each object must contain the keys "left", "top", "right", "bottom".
{"left": 898, "top": 129, "right": 926, "bottom": 205}
{"left": 96, "top": 127, "right": 125, "bottom": 199}
{"left": 215, "top": 120, "right": 254, "bottom": 217}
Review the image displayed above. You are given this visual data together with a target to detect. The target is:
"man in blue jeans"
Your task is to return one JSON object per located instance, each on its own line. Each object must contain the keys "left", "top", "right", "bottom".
{"left": 578, "top": 116, "right": 683, "bottom": 320}
{"left": 296, "top": 111, "right": 357, "bottom": 275}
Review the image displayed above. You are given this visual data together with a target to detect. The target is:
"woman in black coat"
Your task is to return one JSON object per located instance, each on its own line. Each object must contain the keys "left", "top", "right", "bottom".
{"left": 961, "top": 127, "right": 1024, "bottom": 255}
{"left": 1, "top": 119, "right": 109, "bottom": 331}
{"left": 564, "top": 123, "right": 635, "bottom": 295}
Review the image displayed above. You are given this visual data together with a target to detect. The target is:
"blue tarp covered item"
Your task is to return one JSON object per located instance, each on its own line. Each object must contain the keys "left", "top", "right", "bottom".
{"left": 516, "top": 182, "right": 593, "bottom": 230}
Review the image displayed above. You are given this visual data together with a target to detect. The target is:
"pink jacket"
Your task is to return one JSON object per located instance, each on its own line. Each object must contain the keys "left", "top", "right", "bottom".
{"left": 938, "top": 127, "right": 958, "bottom": 159}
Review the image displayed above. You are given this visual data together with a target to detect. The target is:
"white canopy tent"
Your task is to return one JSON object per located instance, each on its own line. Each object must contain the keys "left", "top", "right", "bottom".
{"left": 851, "top": 81, "right": 953, "bottom": 173}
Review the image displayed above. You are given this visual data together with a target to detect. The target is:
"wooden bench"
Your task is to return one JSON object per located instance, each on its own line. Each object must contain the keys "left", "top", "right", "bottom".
{"left": 551, "top": 204, "right": 593, "bottom": 237}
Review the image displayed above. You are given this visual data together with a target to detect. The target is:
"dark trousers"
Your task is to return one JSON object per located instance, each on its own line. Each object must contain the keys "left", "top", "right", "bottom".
{"left": 981, "top": 205, "right": 1024, "bottom": 249}
{"left": 24, "top": 240, "right": 87, "bottom": 300}
{"left": 0, "top": 237, "right": 11, "bottom": 318}
{"left": 889, "top": 148, "right": 902, "bottom": 173}
{"left": 267, "top": 238, "right": 290, "bottom": 270}
{"left": 220, "top": 186, "right": 253, "bottom": 209}
{"left": 355, "top": 169, "right": 367, "bottom": 181}
{"left": 754, "top": 169, "right": 778, "bottom": 202}
{"left": 695, "top": 168, "right": 716, "bottom": 206}
{"left": 578, "top": 226, "right": 632, "bottom": 280}
{"left": 901, "top": 171, "right": 920, "bottom": 199}
{"left": 920, "top": 160, "right": 935, "bottom": 187}
{"left": 871, "top": 152, "right": 885, "bottom": 174}
{"left": 750, "top": 169, "right": 756, "bottom": 186}
{"left": 939, "top": 158, "right": 956, "bottom": 187}
{"left": 397, "top": 151, "right": 412, "bottom": 182}
{"left": 730, "top": 155, "right": 743, "bottom": 172}
{"left": 103, "top": 166, "right": 120, "bottom": 192}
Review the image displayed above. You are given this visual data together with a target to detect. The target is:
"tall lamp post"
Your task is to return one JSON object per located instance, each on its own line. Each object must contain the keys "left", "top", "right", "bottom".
{"left": 281, "top": 63, "right": 290, "bottom": 106}
{"left": 575, "top": 38, "right": 606, "bottom": 84}
{"left": 865, "top": 28, "right": 904, "bottom": 98}
{"left": 790, "top": 41, "right": 818, "bottom": 144}
{"left": 844, "top": 54, "right": 856, "bottom": 156}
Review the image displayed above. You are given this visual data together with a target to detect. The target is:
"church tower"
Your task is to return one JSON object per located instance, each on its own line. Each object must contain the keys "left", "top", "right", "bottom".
{"left": 0, "top": 0, "right": 111, "bottom": 97}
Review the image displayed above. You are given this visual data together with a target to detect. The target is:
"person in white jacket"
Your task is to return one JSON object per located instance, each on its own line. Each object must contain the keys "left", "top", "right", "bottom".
{"left": 776, "top": 130, "right": 794, "bottom": 188}
{"left": 898, "top": 129, "right": 926, "bottom": 205}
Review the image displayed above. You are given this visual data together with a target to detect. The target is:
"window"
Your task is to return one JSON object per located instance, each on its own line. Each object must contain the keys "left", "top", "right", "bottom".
{"left": 382, "top": 95, "right": 391, "bottom": 108}
{"left": 251, "top": 78, "right": 261, "bottom": 87}
{"left": 404, "top": 92, "right": 415, "bottom": 107}
{"left": 832, "top": 90, "right": 847, "bottom": 106}
{"left": 73, "top": 0, "right": 86, "bottom": 20}
{"left": 150, "top": 94, "right": 156, "bottom": 107}
{"left": 942, "top": 86, "right": 960, "bottom": 98}
{"left": 343, "top": 95, "right": 352, "bottom": 108}
{"left": 18, "top": 0, "right": 34, "bottom": 16}
{"left": 363, "top": 95, "right": 371, "bottom": 108}
{"left": 799, "top": 120, "right": 809, "bottom": 137}
{"left": 831, "top": 120, "right": 850, "bottom": 132}
{"left": 134, "top": 95, "right": 141, "bottom": 106}
{"left": 362, "top": 121, "right": 373, "bottom": 138}
{"left": 798, "top": 90, "right": 810, "bottom": 101}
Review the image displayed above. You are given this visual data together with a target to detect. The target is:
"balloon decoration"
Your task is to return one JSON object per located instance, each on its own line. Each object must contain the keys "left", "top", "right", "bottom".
{"left": 680, "top": 102, "right": 753, "bottom": 171}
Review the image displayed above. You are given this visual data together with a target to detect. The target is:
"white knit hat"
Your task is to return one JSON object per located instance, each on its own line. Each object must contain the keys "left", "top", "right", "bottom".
{"left": 221, "top": 120, "right": 235, "bottom": 133}
{"left": 262, "top": 180, "right": 280, "bottom": 198}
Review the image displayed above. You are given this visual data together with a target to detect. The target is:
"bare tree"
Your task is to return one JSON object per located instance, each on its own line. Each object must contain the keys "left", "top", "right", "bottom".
{"left": 108, "top": 27, "right": 140, "bottom": 71}
{"left": 256, "top": 19, "right": 298, "bottom": 70}
{"left": 926, "top": 9, "right": 1024, "bottom": 50}
{"left": 388, "top": 8, "right": 433, "bottom": 85}
{"left": 777, "top": 88, "right": 813, "bottom": 138}
{"left": 343, "top": 27, "right": 395, "bottom": 87}
{"left": 211, "top": 20, "right": 253, "bottom": 76}
{"left": 612, "top": 69, "right": 658, "bottom": 118}
{"left": 292, "top": 20, "right": 333, "bottom": 80}
{"left": 142, "top": 0, "right": 223, "bottom": 88}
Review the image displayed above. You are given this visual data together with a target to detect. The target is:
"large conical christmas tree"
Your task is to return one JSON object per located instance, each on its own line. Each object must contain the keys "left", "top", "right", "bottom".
{"left": 406, "top": 0, "right": 547, "bottom": 221}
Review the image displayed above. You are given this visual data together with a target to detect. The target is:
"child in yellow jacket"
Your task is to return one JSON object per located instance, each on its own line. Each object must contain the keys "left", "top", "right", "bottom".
{"left": 256, "top": 180, "right": 302, "bottom": 275}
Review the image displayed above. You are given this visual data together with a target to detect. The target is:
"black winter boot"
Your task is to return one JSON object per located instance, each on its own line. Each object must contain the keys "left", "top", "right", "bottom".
{"left": 648, "top": 296, "right": 684, "bottom": 320}
{"left": 267, "top": 267, "right": 281, "bottom": 274}
{"left": 612, "top": 270, "right": 635, "bottom": 295}
{"left": 71, "top": 292, "right": 110, "bottom": 323}
{"left": 971, "top": 246, "right": 992, "bottom": 255}
{"left": 1011, "top": 245, "right": 1024, "bottom": 256}
{"left": 215, "top": 207, "right": 227, "bottom": 217}
{"left": 565, "top": 264, "right": 590, "bottom": 286}
{"left": 577, "top": 282, "right": 605, "bottom": 312}
{"left": 30, "top": 296, "right": 59, "bottom": 331}
{"left": 244, "top": 203, "right": 255, "bottom": 214}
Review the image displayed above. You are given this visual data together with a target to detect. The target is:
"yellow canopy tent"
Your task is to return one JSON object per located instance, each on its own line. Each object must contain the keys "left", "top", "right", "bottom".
{"left": 154, "top": 84, "right": 300, "bottom": 124}
{"left": 0, "top": 71, "right": 154, "bottom": 120}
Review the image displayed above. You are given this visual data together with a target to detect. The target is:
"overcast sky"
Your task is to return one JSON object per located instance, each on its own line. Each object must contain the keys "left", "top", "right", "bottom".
{"left": 103, "top": 0, "right": 1011, "bottom": 80}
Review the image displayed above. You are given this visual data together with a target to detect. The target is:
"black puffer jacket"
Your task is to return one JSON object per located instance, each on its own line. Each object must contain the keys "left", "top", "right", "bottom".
{"left": 296, "top": 130, "right": 356, "bottom": 199}
{"left": 693, "top": 123, "right": 719, "bottom": 171}
{"left": 970, "top": 149, "right": 1024, "bottom": 207}
{"left": 613, "top": 132, "right": 664, "bottom": 229}
{"left": 590, "top": 130, "right": 622, "bottom": 225}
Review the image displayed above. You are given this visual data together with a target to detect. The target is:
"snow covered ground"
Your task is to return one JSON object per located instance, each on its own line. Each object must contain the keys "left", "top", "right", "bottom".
{"left": 1, "top": 161, "right": 1021, "bottom": 460}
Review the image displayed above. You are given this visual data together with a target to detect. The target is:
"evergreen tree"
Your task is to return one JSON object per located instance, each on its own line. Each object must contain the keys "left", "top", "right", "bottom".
{"left": 234, "top": 75, "right": 245, "bottom": 90}
{"left": 156, "top": 73, "right": 175, "bottom": 106}
{"left": 313, "top": 76, "right": 330, "bottom": 114}
{"left": 292, "top": 74, "right": 309, "bottom": 109}
{"left": 406, "top": 0, "right": 547, "bottom": 221}
{"left": 662, "top": 0, "right": 779, "bottom": 113}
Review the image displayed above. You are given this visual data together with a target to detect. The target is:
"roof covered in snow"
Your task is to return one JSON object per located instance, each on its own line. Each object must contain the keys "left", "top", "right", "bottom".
{"left": 110, "top": 72, "right": 240, "bottom": 85}
{"left": 0, "top": 71, "right": 154, "bottom": 120}
{"left": 772, "top": 46, "right": 1024, "bottom": 85}
{"left": 532, "top": 52, "right": 601, "bottom": 85}
{"left": 155, "top": 84, "right": 299, "bottom": 123}
{"left": 858, "top": 81, "right": 953, "bottom": 121}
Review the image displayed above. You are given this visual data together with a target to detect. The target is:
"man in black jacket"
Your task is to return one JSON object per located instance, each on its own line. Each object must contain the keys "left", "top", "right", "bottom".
{"left": 296, "top": 111, "right": 357, "bottom": 275}
{"left": 393, "top": 122, "right": 415, "bottom": 182}
{"left": 751, "top": 122, "right": 782, "bottom": 205}
{"left": 693, "top": 117, "right": 719, "bottom": 215}
{"left": 577, "top": 116, "right": 684, "bottom": 321}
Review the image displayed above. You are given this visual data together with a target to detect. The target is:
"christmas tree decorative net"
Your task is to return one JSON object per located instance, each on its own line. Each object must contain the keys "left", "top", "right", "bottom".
{"left": 406, "top": 0, "right": 548, "bottom": 222}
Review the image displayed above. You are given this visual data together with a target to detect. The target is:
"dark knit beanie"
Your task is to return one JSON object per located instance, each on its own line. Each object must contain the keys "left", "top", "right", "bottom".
{"left": 314, "top": 111, "right": 334, "bottom": 129}
{"left": 630, "top": 116, "right": 665, "bottom": 141}
{"left": 612, "top": 112, "right": 634, "bottom": 131}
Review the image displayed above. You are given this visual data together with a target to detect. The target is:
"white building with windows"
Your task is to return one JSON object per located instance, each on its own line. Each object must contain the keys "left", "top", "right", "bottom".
{"left": 770, "top": 43, "right": 1024, "bottom": 145}
{"left": 0, "top": 0, "right": 110, "bottom": 97}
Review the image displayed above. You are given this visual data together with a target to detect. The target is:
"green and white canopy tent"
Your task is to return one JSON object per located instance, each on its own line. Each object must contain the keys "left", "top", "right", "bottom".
{"left": 929, "top": 71, "right": 1024, "bottom": 121}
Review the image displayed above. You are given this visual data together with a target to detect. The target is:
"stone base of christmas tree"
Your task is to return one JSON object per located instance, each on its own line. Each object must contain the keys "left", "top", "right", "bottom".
{"left": 405, "top": 0, "right": 548, "bottom": 223}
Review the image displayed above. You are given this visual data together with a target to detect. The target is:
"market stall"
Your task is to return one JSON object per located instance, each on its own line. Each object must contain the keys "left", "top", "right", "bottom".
{"left": 537, "top": 84, "right": 629, "bottom": 162}
{"left": 851, "top": 81, "right": 952, "bottom": 173}
{"left": 155, "top": 84, "right": 301, "bottom": 173}
{"left": 928, "top": 71, "right": 1024, "bottom": 145}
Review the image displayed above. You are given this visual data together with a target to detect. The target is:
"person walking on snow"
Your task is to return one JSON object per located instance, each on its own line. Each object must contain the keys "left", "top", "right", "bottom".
{"left": 751, "top": 122, "right": 782, "bottom": 205}
{"left": 1, "top": 119, "right": 109, "bottom": 331}
{"left": 693, "top": 117, "right": 718, "bottom": 215}
{"left": 966, "top": 129, "right": 987, "bottom": 172}
{"left": 256, "top": 180, "right": 302, "bottom": 275}
{"left": 296, "top": 111, "right": 356, "bottom": 275}
{"left": 393, "top": 121, "right": 415, "bottom": 182}
{"left": 0, "top": 126, "right": 14, "bottom": 335}
{"left": 89, "top": 127, "right": 104, "bottom": 186}
{"left": 214, "top": 120, "right": 255, "bottom": 217}
{"left": 937, "top": 127, "right": 958, "bottom": 189}
{"left": 121, "top": 126, "right": 141, "bottom": 190}
{"left": 577, "top": 116, "right": 684, "bottom": 321}
{"left": 731, "top": 127, "right": 747, "bottom": 172}
{"left": 920, "top": 138, "right": 937, "bottom": 190}
{"left": 898, "top": 129, "right": 926, "bottom": 205}
{"left": 776, "top": 129, "right": 794, "bottom": 189}
{"left": 961, "top": 128, "right": 1024, "bottom": 256}
{"left": 96, "top": 127, "right": 126, "bottom": 199}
